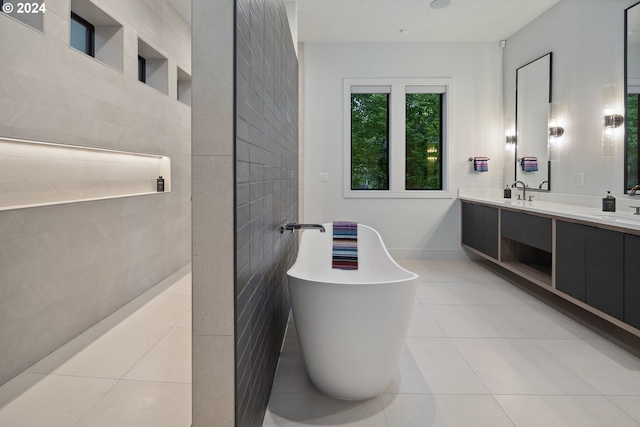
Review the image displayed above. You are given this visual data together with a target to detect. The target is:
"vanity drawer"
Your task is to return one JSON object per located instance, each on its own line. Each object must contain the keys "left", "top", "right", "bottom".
{"left": 501, "top": 210, "right": 552, "bottom": 252}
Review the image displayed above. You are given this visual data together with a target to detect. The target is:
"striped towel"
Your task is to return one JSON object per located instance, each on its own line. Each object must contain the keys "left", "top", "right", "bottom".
{"left": 473, "top": 157, "right": 489, "bottom": 172}
{"left": 521, "top": 157, "right": 538, "bottom": 172}
{"left": 332, "top": 221, "right": 358, "bottom": 270}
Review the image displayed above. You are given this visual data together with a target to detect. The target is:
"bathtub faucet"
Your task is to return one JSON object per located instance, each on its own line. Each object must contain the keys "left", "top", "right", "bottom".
{"left": 280, "top": 221, "right": 326, "bottom": 233}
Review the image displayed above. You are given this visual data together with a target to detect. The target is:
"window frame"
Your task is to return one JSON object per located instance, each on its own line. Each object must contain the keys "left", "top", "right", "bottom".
{"left": 343, "top": 78, "right": 453, "bottom": 199}
{"left": 70, "top": 12, "right": 95, "bottom": 57}
{"left": 138, "top": 55, "right": 147, "bottom": 83}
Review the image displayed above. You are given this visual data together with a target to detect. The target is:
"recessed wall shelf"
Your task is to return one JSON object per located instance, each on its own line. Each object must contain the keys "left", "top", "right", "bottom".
{"left": 177, "top": 67, "right": 191, "bottom": 106}
{"left": 70, "top": 0, "right": 124, "bottom": 71}
{"left": 0, "top": 137, "right": 170, "bottom": 211}
{"left": 0, "top": 1, "right": 44, "bottom": 32}
{"left": 138, "top": 38, "right": 168, "bottom": 94}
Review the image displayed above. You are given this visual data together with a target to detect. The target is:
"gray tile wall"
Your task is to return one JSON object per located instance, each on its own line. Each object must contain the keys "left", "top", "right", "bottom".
{"left": 0, "top": 0, "right": 191, "bottom": 386}
{"left": 235, "top": 0, "right": 299, "bottom": 425}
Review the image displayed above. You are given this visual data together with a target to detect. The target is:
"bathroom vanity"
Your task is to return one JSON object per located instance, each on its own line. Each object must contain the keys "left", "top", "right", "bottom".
{"left": 459, "top": 192, "right": 640, "bottom": 336}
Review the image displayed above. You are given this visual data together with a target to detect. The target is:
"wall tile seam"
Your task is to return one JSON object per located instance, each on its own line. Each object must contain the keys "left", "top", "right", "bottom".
{"left": 1, "top": 56, "right": 188, "bottom": 115}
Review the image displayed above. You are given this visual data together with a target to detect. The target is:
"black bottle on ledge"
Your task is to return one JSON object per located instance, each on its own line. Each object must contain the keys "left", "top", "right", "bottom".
{"left": 157, "top": 176, "right": 165, "bottom": 192}
{"left": 602, "top": 191, "right": 615, "bottom": 212}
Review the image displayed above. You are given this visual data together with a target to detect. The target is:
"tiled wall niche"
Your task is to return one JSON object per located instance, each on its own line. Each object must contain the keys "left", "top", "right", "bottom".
{"left": 70, "top": 0, "right": 124, "bottom": 72}
{"left": 0, "top": 0, "right": 191, "bottom": 386}
{"left": 192, "top": 0, "right": 299, "bottom": 425}
{"left": 0, "top": 0, "right": 44, "bottom": 31}
{"left": 177, "top": 66, "right": 192, "bottom": 106}
{"left": 138, "top": 38, "right": 169, "bottom": 94}
{"left": 0, "top": 137, "right": 171, "bottom": 209}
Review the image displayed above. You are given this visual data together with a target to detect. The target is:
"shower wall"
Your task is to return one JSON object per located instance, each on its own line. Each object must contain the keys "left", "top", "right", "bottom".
{"left": 0, "top": 0, "right": 191, "bottom": 386}
{"left": 192, "top": 0, "right": 298, "bottom": 425}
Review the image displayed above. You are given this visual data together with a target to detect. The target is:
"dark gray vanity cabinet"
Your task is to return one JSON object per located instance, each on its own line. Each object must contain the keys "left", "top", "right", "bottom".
{"left": 556, "top": 221, "right": 586, "bottom": 302}
{"left": 501, "top": 210, "right": 552, "bottom": 252}
{"left": 461, "top": 202, "right": 498, "bottom": 259}
{"left": 585, "top": 227, "right": 624, "bottom": 321}
{"left": 555, "top": 221, "right": 624, "bottom": 320}
{"left": 625, "top": 234, "right": 640, "bottom": 330}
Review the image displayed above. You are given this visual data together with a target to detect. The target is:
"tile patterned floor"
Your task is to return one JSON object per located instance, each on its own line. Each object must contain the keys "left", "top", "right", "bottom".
{"left": 0, "top": 266, "right": 192, "bottom": 427}
{"left": 263, "top": 259, "right": 640, "bottom": 427}
{"left": 2, "top": 259, "right": 640, "bottom": 426}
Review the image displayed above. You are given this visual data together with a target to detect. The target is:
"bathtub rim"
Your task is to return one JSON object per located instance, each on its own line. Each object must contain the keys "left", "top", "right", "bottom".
{"left": 287, "top": 222, "right": 419, "bottom": 286}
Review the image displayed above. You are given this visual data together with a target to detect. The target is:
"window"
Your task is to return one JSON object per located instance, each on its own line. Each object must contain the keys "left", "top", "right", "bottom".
{"left": 1, "top": 0, "right": 45, "bottom": 31}
{"left": 177, "top": 67, "right": 192, "bottom": 106}
{"left": 138, "top": 55, "right": 146, "bottom": 83}
{"left": 70, "top": 12, "right": 95, "bottom": 57}
{"left": 345, "top": 79, "right": 451, "bottom": 198}
{"left": 69, "top": 1, "right": 123, "bottom": 71}
{"left": 137, "top": 38, "right": 168, "bottom": 94}
{"left": 351, "top": 90, "right": 389, "bottom": 190}
{"left": 405, "top": 90, "right": 443, "bottom": 190}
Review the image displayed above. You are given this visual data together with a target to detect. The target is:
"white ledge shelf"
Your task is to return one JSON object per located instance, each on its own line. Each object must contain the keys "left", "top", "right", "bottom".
{"left": 0, "top": 191, "right": 168, "bottom": 212}
{"left": 0, "top": 137, "right": 170, "bottom": 210}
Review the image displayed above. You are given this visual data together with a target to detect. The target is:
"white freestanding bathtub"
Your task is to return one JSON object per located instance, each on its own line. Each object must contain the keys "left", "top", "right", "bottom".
{"left": 287, "top": 223, "right": 418, "bottom": 400}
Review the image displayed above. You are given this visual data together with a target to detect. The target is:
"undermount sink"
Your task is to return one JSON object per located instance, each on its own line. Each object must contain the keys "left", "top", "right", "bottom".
{"left": 573, "top": 210, "right": 640, "bottom": 224}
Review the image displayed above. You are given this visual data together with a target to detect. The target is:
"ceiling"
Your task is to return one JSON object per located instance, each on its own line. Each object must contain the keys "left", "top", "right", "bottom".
{"left": 167, "top": 0, "right": 562, "bottom": 43}
{"left": 294, "top": 0, "right": 560, "bottom": 43}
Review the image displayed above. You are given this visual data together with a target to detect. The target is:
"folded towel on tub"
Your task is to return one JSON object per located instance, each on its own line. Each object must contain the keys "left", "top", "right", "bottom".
{"left": 332, "top": 221, "right": 358, "bottom": 270}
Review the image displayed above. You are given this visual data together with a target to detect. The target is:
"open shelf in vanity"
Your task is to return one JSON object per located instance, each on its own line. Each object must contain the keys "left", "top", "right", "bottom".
{"left": 500, "top": 209, "right": 553, "bottom": 287}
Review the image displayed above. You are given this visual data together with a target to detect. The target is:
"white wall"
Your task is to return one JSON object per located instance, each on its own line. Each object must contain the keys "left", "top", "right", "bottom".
{"left": 302, "top": 43, "right": 503, "bottom": 258}
{"left": 503, "top": 0, "right": 637, "bottom": 197}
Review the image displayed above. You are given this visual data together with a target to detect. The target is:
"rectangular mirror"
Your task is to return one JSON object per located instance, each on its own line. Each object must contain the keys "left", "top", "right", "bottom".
{"left": 626, "top": 2, "right": 640, "bottom": 193}
{"left": 515, "top": 52, "right": 552, "bottom": 191}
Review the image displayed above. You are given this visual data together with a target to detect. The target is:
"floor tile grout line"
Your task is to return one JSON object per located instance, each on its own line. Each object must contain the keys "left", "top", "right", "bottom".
{"left": 71, "top": 375, "right": 121, "bottom": 427}
{"left": 119, "top": 305, "right": 192, "bottom": 382}
{"left": 603, "top": 395, "right": 640, "bottom": 425}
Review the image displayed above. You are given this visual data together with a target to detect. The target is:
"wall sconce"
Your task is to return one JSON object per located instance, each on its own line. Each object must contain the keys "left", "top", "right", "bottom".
{"left": 548, "top": 102, "right": 564, "bottom": 160}
{"left": 505, "top": 115, "right": 516, "bottom": 149}
{"left": 548, "top": 122, "right": 564, "bottom": 138}
{"left": 602, "top": 84, "right": 624, "bottom": 158}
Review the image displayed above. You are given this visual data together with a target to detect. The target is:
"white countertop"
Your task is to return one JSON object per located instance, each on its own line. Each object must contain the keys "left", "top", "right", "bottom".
{"left": 458, "top": 189, "right": 640, "bottom": 233}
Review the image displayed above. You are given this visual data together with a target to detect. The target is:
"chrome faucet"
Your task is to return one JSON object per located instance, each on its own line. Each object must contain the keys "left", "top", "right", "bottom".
{"left": 630, "top": 184, "right": 640, "bottom": 196}
{"left": 280, "top": 221, "right": 326, "bottom": 233}
{"left": 512, "top": 180, "right": 527, "bottom": 201}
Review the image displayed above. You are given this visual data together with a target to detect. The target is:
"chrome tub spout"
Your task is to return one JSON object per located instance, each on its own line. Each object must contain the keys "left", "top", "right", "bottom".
{"left": 280, "top": 221, "right": 326, "bottom": 233}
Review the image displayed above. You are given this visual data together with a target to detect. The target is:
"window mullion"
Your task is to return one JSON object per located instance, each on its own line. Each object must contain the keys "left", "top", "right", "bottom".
{"left": 390, "top": 84, "right": 406, "bottom": 193}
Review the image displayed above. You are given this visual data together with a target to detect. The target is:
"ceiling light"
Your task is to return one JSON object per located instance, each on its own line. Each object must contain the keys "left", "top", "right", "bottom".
{"left": 429, "top": 0, "right": 451, "bottom": 10}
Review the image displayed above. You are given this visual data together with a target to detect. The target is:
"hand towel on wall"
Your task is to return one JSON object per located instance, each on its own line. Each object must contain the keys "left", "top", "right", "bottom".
{"left": 332, "top": 221, "right": 358, "bottom": 270}
{"left": 473, "top": 157, "right": 489, "bottom": 172}
{"left": 521, "top": 157, "right": 538, "bottom": 172}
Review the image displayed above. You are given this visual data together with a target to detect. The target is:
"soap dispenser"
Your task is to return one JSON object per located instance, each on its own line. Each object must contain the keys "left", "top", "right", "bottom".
{"left": 157, "top": 176, "right": 165, "bottom": 192}
{"left": 602, "top": 191, "right": 615, "bottom": 212}
{"left": 503, "top": 185, "right": 511, "bottom": 199}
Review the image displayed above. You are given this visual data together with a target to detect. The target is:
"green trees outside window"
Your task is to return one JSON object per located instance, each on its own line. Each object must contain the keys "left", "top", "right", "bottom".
{"left": 350, "top": 90, "right": 443, "bottom": 191}
{"left": 351, "top": 93, "right": 389, "bottom": 190}
{"left": 406, "top": 93, "right": 442, "bottom": 190}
